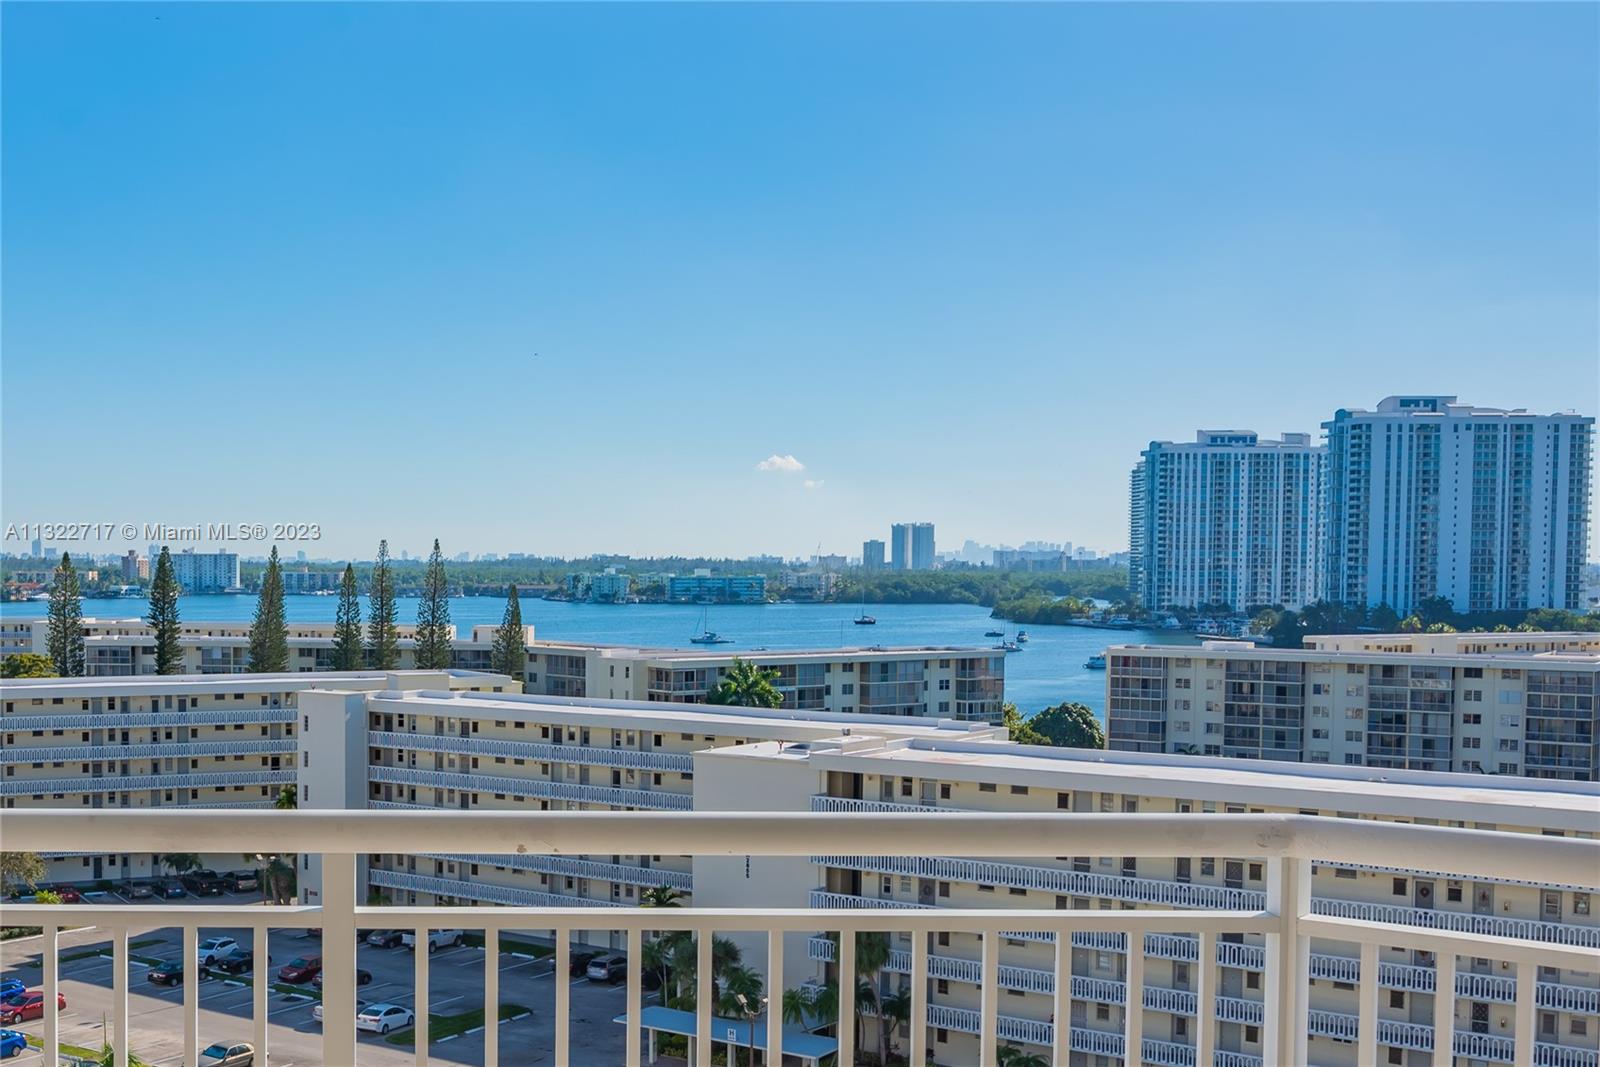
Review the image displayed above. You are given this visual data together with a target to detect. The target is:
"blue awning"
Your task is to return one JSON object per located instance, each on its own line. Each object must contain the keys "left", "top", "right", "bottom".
{"left": 614, "top": 1006, "right": 839, "bottom": 1059}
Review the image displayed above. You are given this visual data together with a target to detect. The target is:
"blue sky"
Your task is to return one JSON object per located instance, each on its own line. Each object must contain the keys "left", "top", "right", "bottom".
{"left": 3, "top": 3, "right": 1596, "bottom": 561}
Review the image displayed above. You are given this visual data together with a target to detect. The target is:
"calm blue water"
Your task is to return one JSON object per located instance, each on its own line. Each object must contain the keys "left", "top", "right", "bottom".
{"left": 1, "top": 596, "right": 1197, "bottom": 716}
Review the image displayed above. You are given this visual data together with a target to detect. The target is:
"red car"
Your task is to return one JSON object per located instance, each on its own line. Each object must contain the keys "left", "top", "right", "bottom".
{"left": 53, "top": 888, "right": 82, "bottom": 903}
{"left": 276, "top": 956, "right": 320, "bottom": 984}
{"left": 0, "top": 990, "right": 66, "bottom": 1024}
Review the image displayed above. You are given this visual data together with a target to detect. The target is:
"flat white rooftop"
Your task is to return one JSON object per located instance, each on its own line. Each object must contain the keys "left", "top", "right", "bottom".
{"left": 718, "top": 736, "right": 1600, "bottom": 830}
{"left": 360, "top": 688, "right": 1007, "bottom": 741}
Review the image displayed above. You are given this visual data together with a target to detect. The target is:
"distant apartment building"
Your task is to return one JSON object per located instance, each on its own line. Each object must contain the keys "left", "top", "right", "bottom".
{"left": 782, "top": 571, "right": 839, "bottom": 600}
{"left": 992, "top": 548, "right": 1069, "bottom": 572}
{"left": 1105, "top": 632, "right": 1600, "bottom": 780}
{"left": 299, "top": 688, "right": 999, "bottom": 925}
{"left": 891, "top": 522, "right": 937, "bottom": 571}
{"left": 165, "top": 549, "right": 241, "bottom": 593}
{"left": 1323, "top": 396, "right": 1594, "bottom": 614}
{"left": 862, "top": 539, "right": 886, "bottom": 572}
{"left": 665, "top": 573, "right": 767, "bottom": 603}
{"left": 523, "top": 643, "right": 1006, "bottom": 723}
{"left": 0, "top": 670, "right": 513, "bottom": 883}
{"left": 696, "top": 736, "right": 1600, "bottom": 1067}
{"left": 119, "top": 551, "right": 147, "bottom": 582}
{"left": 566, "top": 568, "right": 632, "bottom": 603}
{"left": 280, "top": 568, "right": 339, "bottom": 593}
{"left": 1130, "top": 431, "right": 1324, "bottom": 612}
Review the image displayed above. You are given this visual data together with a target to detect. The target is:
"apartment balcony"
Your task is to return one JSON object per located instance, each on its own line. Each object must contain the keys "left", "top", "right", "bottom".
{"left": 0, "top": 811, "right": 1594, "bottom": 1067}
{"left": 0, "top": 738, "right": 297, "bottom": 764}
{"left": 414, "top": 852, "right": 694, "bottom": 892}
{"left": 0, "top": 706, "right": 295, "bottom": 731}
{"left": 0, "top": 768, "right": 295, "bottom": 796}
{"left": 367, "top": 764, "right": 693, "bottom": 810}
{"left": 369, "top": 729, "right": 694, "bottom": 773}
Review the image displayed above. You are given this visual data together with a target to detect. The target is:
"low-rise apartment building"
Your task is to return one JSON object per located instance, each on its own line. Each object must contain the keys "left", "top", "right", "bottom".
{"left": 1106, "top": 633, "right": 1600, "bottom": 780}
{"left": 296, "top": 687, "right": 1005, "bottom": 940}
{"left": 693, "top": 737, "right": 1600, "bottom": 1067}
{"left": 0, "top": 618, "right": 1006, "bottom": 722}
{"left": 524, "top": 643, "right": 1006, "bottom": 723}
{"left": 0, "top": 670, "right": 514, "bottom": 883}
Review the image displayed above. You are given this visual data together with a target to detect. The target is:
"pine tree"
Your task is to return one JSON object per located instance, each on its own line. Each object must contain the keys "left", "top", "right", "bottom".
{"left": 45, "top": 553, "right": 85, "bottom": 677}
{"left": 491, "top": 584, "right": 526, "bottom": 685}
{"left": 366, "top": 540, "right": 399, "bottom": 670}
{"left": 414, "top": 539, "right": 453, "bottom": 669}
{"left": 147, "top": 547, "right": 184, "bottom": 674}
{"left": 247, "top": 546, "right": 290, "bottom": 673}
{"left": 332, "top": 564, "right": 364, "bottom": 670}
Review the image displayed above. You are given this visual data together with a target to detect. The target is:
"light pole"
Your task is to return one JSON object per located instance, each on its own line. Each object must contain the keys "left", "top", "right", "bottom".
{"left": 735, "top": 992, "right": 768, "bottom": 1066}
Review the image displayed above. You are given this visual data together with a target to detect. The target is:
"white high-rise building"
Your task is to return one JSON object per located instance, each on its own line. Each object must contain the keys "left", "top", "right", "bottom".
{"left": 1130, "top": 430, "right": 1325, "bottom": 611}
{"left": 165, "top": 548, "right": 241, "bottom": 592}
{"left": 1323, "top": 396, "right": 1593, "bottom": 614}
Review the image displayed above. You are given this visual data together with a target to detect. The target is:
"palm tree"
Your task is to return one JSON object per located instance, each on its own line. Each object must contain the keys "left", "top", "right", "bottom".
{"left": 827, "top": 931, "right": 895, "bottom": 1064}
{"left": 704, "top": 658, "right": 784, "bottom": 708}
{"left": 642, "top": 930, "right": 689, "bottom": 1007}
{"left": 996, "top": 1044, "right": 1048, "bottom": 1067}
{"left": 879, "top": 987, "right": 912, "bottom": 1063}
{"left": 782, "top": 986, "right": 816, "bottom": 1030}
{"left": 93, "top": 1019, "right": 151, "bottom": 1067}
{"left": 273, "top": 785, "right": 297, "bottom": 809}
{"left": 640, "top": 885, "right": 685, "bottom": 908}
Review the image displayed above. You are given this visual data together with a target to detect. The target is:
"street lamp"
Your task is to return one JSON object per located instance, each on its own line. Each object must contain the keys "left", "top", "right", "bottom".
{"left": 734, "top": 992, "right": 768, "bottom": 1066}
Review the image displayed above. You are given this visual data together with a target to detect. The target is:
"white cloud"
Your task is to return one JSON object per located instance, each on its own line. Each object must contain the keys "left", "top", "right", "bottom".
{"left": 755, "top": 454, "right": 806, "bottom": 473}
{"left": 803, "top": 479, "right": 824, "bottom": 490}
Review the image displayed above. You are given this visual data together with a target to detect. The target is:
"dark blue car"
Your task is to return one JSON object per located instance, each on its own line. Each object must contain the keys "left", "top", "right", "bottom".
{"left": 0, "top": 981, "right": 21, "bottom": 1001}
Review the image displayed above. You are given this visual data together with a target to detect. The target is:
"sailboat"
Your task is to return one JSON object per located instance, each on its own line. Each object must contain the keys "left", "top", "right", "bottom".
{"left": 853, "top": 591, "right": 876, "bottom": 625}
{"left": 689, "top": 607, "right": 732, "bottom": 644}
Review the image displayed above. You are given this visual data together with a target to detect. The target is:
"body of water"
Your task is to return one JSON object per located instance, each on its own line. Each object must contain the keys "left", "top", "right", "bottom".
{"left": 1, "top": 596, "right": 1198, "bottom": 716}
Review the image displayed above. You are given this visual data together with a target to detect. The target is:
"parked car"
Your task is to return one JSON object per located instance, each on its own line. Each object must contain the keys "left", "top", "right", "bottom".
{"left": 147, "top": 959, "right": 185, "bottom": 986}
{"left": 312, "top": 968, "right": 370, "bottom": 988}
{"left": 311, "top": 999, "right": 365, "bottom": 1025}
{"left": 123, "top": 881, "right": 155, "bottom": 899}
{"left": 0, "top": 981, "right": 23, "bottom": 1000}
{"left": 197, "top": 937, "right": 239, "bottom": 966}
{"left": 364, "top": 929, "right": 405, "bottom": 948}
{"left": 585, "top": 954, "right": 627, "bottom": 984}
{"left": 182, "top": 870, "right": 224, "bottom": 896}
{"left": 276, "top": 956, "right": 320, "bottom": 984}
{"left": 0, "top": 1028, "right": 25, "bottom": 1058}
{"left": 568, "top": 949, "right": 602, "bottom": 976}
{"left": 160, "top": 882, "right": 187, "bottom": 899}
{"left": 401, "top": 929, "right": 463, "bottom": 953}
{"left": 51, "top": 887, "right": 82, "bottom": 903}
{"left": 210, "top": 947, "right": 256, "bottom": 975}
{"left": 198, "top": 1041, "right": 254, "bottom": 1066}
{"left": 222, "top": 871, "right": 259, "bottom": 893}
{"left": 355, "top": 1003, "right": 414, "bottom": 1035}
{"left": 0, "top": 991, "right": 65, "bottom": 1025}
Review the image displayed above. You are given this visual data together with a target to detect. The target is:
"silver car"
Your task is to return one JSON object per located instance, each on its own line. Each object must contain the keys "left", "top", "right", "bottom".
{"left": 198, "top": 1042, "right": 254, "bottom": 1067}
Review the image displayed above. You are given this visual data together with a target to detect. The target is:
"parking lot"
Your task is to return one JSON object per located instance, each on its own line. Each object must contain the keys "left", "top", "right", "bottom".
{"left": 0, "top": 893, "right": 636, "bottom": 1065}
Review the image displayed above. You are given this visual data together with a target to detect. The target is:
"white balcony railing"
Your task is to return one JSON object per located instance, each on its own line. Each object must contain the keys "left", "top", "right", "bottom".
{"left": 368, "top": 730, "right": 696, "bottom": 773}
{"left": 0, "top": 738, "right": 298, "bottom": 763}
{"left": 0, "top": 768, "right": 295, "bottom": 796}
{"left": 0, "top": 810, "right": 1595, "bottom": 1067}
{"left": 0, "top": 707, "right": 295, "bottom": 731}
{"left": 367, "top": 764, "right": 694, "bottom": 810}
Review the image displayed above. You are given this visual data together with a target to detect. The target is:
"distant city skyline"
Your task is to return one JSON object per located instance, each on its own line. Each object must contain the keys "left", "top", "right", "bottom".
{"left": 3, "top": 3, "right": 1596, "bottom": 559}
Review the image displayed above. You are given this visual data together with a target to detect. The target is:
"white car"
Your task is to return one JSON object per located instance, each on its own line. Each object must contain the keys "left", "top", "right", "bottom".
{"left": 400, "top": 928, "right": 463, "bottom": 953}
{"left": 197, "top": 937, "right": 239, "bottom": 966}
{"left": 356, "top": 1003, "right": 414, "bottom": 1034}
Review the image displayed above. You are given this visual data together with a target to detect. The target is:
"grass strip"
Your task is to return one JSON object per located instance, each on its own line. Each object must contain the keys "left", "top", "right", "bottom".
{"left": 383, "top": 1003, "right": 530, "bottom": 1045}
